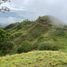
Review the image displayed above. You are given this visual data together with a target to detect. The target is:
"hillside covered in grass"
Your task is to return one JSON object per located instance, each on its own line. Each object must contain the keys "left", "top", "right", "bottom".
{"left": 0, "top": 15, "right": 67, "bottom": 56}
{"left": 0, "top": 15, "right": 67, "bottom": 67}
{"left": 0, "top": 51, "right": 67, "bottom": 67}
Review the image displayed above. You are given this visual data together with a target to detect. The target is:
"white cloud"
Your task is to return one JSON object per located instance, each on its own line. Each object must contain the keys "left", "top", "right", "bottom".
{"left": 0, "top": 1, "right": 25, "bottom": 11}
{"left": 7, "top": 17, "right": 16, "bottom": 23}
{"left": 0, "top": 0, "right": 67, "bottom": 25}
{"left": 0, "top": 16, "right": 17, "bottom": 26}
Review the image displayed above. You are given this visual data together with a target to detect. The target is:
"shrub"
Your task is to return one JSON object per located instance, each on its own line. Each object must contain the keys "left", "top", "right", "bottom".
{"left": 0, "top": 29, "right": 16, "bottom": 56}
{"left": 37, "top": 42, "right": 62, "bottom": 50}
{"left": 17, "top": 41, "right": 32, "bottom": 53}
{"left": 49, "top": 28, "right": 64, "bottom": 37}
{"left": 0, "top": 41, "right": 15, "bottom": 56}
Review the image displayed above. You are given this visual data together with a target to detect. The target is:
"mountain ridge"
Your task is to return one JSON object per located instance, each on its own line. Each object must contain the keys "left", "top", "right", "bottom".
{"left": 4, "top": 15, "right": 67, "bottom": 52}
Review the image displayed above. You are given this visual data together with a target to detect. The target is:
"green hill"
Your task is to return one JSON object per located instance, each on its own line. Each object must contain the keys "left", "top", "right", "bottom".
{"left": 0, "top": 51, "right": 67, "bottom": 67}
{"left": 0, "top": 16, "right": 67, "bottom": 67}
{"left": 5, "top": 16, "right": 67, "bottom": 52}
{"left": 0, "top": 15, "right": 66, "bottom": 56}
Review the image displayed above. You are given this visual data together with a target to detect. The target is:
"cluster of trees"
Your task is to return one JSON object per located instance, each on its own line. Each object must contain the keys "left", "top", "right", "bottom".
{"left": 0, "top": 0, "right": 11, "bottom": 12}
{"left": 0, "top": 27, "right": 65, "bottom": 56}
{"left": 0, "top": 29, "right": 15, "bottom": 55}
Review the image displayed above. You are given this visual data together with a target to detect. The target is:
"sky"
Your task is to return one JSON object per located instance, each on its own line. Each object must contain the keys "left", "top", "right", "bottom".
{"left": 0, "top": 0, "right": 67, "bottom": 26}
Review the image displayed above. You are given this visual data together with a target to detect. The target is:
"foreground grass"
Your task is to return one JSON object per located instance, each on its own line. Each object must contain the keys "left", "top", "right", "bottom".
{"left": 0, "top": 51, "right": 67, "bottom": 67}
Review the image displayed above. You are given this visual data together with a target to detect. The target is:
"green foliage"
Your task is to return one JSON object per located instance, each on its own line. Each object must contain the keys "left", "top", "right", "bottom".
{"left": 0, "top": 29, "right": 9, "bottom": 41}
{"left": 1, "top": 16, "right": 67, "bottom": 55}
{"left": 13, "top": 19, "right": 34, "bottom": 31}
{"left": 5, "top": 23, "right": 18, "bottom": 30}
{"left": 0, "top": 41, "right": 15, "bottom": 56}
{"left": 49, "top": 28, "right": 65, "bottom": 37}
{"left": 17, "top": 41, "right": 32, "bottom": 53}
{"left": 0, "top": 16, "right": 67, "bottom": 67}
{"left": 27, "top": 24, "right": 47, "bottom": 41}
{"left": 36, "top": 16, "right": 50, "bottom": 23}
{"left": 0, "top": 29, "right": 15, "bottom": 56}
{"left": 0, "top": 51, "right": 67, "bottom": 67}
{"left": 37, "top": 42, "right": 62, "bottom": 50}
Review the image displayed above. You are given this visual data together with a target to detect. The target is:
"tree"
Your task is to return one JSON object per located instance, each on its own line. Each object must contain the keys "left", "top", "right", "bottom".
{"left": 49, "top": 28, "right": 64, "bottom": 37}
{"left": 0, "top": 0, "right": 11, "bottom": 12}
{"left": 0, "top": 29, "right": 15, "bottom": 56}
{"left": 17, "top": 41, "right": 32, "bottom": 53}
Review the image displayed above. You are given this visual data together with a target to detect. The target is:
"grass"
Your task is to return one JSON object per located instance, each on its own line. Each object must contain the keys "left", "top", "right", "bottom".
{"left": 1, "top": 16, "right": 67, "bottom": 67}
{"left": 0, "top": 51, "right": 67, "bottom": 67}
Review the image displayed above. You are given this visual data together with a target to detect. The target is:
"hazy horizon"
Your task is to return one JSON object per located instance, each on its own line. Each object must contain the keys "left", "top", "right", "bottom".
{"left": 0, "top": 0, "right": 67, "bottom": 26}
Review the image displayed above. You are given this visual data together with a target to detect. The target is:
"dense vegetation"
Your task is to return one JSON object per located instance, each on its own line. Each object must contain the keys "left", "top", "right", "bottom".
{"left": 0, "top": 16, "right": 67, "bottom": 56}
{"left": 0, "top": 29, "right": 15, "bottom": 56}
{"left": 0, "top": 51, "right": 67, "bottom": 67}
{"left": 0, "top": 16, "right": 67, "bottom": 67}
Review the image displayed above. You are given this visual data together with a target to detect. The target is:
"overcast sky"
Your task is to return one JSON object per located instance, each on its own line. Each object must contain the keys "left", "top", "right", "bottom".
{"left": 0, "top": 0, "right": 67, "bottom": 26}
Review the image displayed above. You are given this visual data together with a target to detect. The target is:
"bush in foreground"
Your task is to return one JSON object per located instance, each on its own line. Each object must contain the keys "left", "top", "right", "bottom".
{"left": 17, "top": 41, "right": 32, "bottom": 53}
{"left": 0, "top": 29, "right": 15, "bottom": 56}
{"left": 0, "top": 41, "right": 15, "bottom": 56}
{"left": 0, "top": 51, "right": 67, "bottom": 67}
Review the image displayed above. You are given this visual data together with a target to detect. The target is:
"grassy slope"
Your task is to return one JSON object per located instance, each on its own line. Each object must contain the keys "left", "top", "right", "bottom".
{"left": 5, "top": 18, "right": 52, "bottom": 46}
{"left": 0, "top": 51, "right": 67, "bottom": 67}
{"left": 5, "top": 17, "right": 67, "bottom": 51}
{"left": 1, "top": 16, "right": 67, "bottom": 67}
